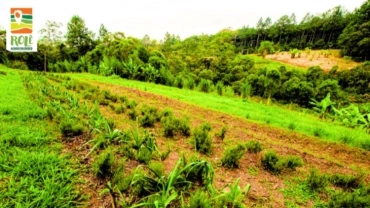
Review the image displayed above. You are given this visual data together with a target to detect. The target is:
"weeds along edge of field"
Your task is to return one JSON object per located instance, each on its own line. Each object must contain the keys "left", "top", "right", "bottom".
{"left": 67, "top": 72, "right": 370, "bottom": 151}
{"left": 46, "top": 73, "right": 370, "bottom": 207}
{"left": 0, "top": 69, "right": 83, "bottom": 207}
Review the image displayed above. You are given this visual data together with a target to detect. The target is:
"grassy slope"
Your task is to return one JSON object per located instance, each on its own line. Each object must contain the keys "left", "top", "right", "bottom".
{"left": 0, "top": 68, "right": 81, "bottom": 207}
{"left": 67, "top": 73, "right": 370, "bottom": 150}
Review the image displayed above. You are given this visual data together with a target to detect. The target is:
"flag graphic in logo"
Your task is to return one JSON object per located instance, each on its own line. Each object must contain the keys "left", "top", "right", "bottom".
{"left": 10, "top": 8, "right": 32, "bottom": 34}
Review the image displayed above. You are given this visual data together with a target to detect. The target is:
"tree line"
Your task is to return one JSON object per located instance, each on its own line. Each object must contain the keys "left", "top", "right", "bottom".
{"left": 0, "top": 0, "right": 369, "bottom": 109}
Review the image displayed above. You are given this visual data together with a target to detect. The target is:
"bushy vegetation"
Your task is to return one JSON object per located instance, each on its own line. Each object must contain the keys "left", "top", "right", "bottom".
{"left": 221, "top": 143, "right": 246, "bottom": 168}
{"left": 161, "top": 114, "right": 191, "bottom": 138}
{"left": 260, "top": 150, "right": 303, "bottom": 174}
{"left": 192, "top": 122, "right": 213, "bottom": 155}
{"left": 245, "top": 140, "right": 263, "bottom": 153}
{"left": 306, "top": 169, "right": 330, "bottom": 191}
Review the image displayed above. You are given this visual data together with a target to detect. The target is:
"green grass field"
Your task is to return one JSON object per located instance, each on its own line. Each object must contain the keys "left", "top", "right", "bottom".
{"left": 68, "top": 73, "right": 370, "bottom": 150}
{"left": 0, "top": 68, "right": 82, "bottom": 207}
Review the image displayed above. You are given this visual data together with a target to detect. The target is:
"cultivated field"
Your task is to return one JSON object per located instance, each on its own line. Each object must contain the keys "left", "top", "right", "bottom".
{"left": 1, "top": 65, "right": 369, "bottom": 207}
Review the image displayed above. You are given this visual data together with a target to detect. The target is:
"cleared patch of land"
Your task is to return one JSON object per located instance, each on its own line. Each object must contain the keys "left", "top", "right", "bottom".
{"left": 265, "top": 50, "right": 360, "bottom": 71}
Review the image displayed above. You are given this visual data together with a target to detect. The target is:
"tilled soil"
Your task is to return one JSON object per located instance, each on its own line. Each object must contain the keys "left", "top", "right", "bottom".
{"left": 82, "top": 80, "right": 370, "bottom": 207}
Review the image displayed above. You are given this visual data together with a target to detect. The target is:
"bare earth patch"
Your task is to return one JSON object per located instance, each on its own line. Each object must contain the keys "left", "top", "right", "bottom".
{"left": 266, "top": 52, "right": 360, "bottom": 71}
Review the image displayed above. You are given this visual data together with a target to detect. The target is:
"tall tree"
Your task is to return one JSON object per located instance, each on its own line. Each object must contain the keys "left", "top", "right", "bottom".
{"left": 39, "top": 20, "right": 63, "bottom": 72}
{"left": 255, "top": 17, "right": 264, "bottom": 50}
{"left": 338, "top": 0, "right": 370, "bottom": 61}
{"left": 98, "top": 24, "right": 108, "bottom": 41}
{"left": 65, "top": 15, "right": 95, "bottom": 61}
{"left": 142, "top": 35, "right": 151, "bottom": 47}
{"left": 263, "top": 17, "right": 272, "bottom": 41}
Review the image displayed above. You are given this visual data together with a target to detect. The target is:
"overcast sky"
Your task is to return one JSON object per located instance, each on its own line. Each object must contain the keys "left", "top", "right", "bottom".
{"left": 0, "top": 0, "right": 366, "bottom": 41}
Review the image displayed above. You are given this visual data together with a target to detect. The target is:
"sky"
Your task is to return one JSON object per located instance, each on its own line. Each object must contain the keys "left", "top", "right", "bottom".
{"left": 0, "top": 0, "right": 366, "bottom": 41}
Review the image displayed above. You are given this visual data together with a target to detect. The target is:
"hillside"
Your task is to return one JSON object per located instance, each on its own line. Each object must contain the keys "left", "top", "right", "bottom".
{"left": 1, "top": 1, "right": 370, "bottom": 207}
{"left": 1, "top": 64, "right": 370, "bottom": 207}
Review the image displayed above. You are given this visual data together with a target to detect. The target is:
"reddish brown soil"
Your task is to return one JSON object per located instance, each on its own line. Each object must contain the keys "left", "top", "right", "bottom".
{"left": 61, "top": 134, "right": 114, "bottom": 208}
{"left": 84, "top": 81, "right": 370, "bottom": 207}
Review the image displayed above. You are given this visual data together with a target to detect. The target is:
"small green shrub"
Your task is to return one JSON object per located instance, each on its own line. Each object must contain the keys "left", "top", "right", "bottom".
{"left": 306, "top": 168, "right": 329, "bottom": 191}
{"left": 343, "top": 56, "right": 352, "bottom": 61}
{"left": 161, "top": 116, "right": 178, "bottom": 137}
{"left": 313, "top": 127, "right": 325, "bottom": 137}
{"left": 216, "top": 81, "right": 224, "bottom": 96}
{"left": 288, "top": 122, "right": 297, "bottom": 130}
{"left": 192, "top": 122, "right": 212, "bottom": 155}
{"left": 139, "top": 113, "right": 156, "bottom": 127}
{"left": 119, "top": 95, "right": 128, "bottom": 103}
{"left": 224, "top": 86, "right": 235, "bottom": 97}
{"left": 128, "top": 109, "right": 138, "bottom": 120}
{"left": 136, "top": 147, "right": 152, "bottom": 164}
{"left": 261, "top": 150, "right": 303, "bottom": 174}
{"left": 83, "top": 92, "right": 93, "bottom": 100}
{"left": 215, "top": 126, "right": 227, "bottom": 140}
{"left": 339, "top": 134, "right": 355, "bottom": 144}
{"left": 98, "top": 95, "right": 109, "bottom": 106}
{"left": 139, "top": 105, "right": 160, "bottom": 127}
{"left": 174, "top": 75, "right": 185, "bottom": 89}
{"left": 245, "top": 140, "right": 263, "bottom": 153}
{"left": 198, "top": 79, "right": 212, "bottom": 93}
{"left": 113, "top": 171, "right": 134, "bottom": 193}
{"left": 330, "top": 173, "right": 365, "bottom": 190}
{"left": 148, "top": 161, "right": 164, "bottom": 177}
{"left": 188, "top": 190, "right": 212, "bottom": 208}
{"left": 161, "top": 115, "right": 191, "bottom": 137}
{"left": 186, "top": 77, "right": 196, "bottom": 90}
{"left": 1, "top": 108, "right": 11, "bottom": 115}
{"left": 114, "top": 105, "right": 126, "bottom": 114}
{"left": 59, "top": 119, "right": 84, "bottom": 137}
{"left": 126, "top": 100, "right": 138, "bottom": 109}
{"left": 261, "top": 150, "right": 279, "bottom": 173}
{"left": 178, "top": 117, "right": 191, "bottom": 136}
{"left": 92, "top": 149, "right": 115, "bottom": 179}
{"left": 282, "top": 155, "right": 304, "bottom": 170}
{"left": 11, "top": 60, "right": 29, "bottom": 70}
{"left": 328, "top": 186, "right": 370, "bottom": 207}
{"left": 119, "top": 143, "right": 136, "bottom": 160}
{"left": 102, "top": 90, "right": 118, "bottom": 102}
{"left": 221, "top": 144, "right": 246, "bottom": 168}
{"left": 160, "top": 108, "right": 173, "bottom": 117}
{"left": 108, "top": 103, "right": 115, "bottom": 111}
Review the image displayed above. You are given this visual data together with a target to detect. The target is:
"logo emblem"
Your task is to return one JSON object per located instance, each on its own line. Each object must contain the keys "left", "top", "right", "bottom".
{"left": 6, "top": 6, "right": 37, "bottom": 52}
{"left": 11, "top": 8, "right": 33, "bottom": 34}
